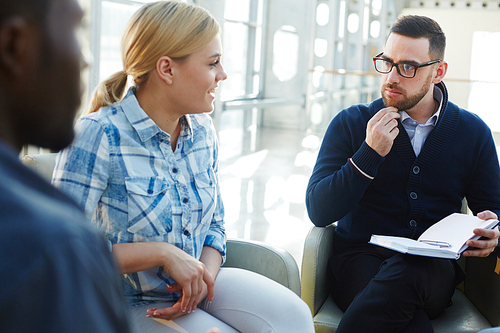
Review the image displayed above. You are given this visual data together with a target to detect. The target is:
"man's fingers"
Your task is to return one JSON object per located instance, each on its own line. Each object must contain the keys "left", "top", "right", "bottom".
{"left": 366, "top": 107, "right": 401, "bottom": 157}
{"left": 478, "top": 210, "right": 498, "bottom": 221}
{"left": 385, "top": 118, "right": 399, "bottom": 129}
{"left": 381, "top": 111, "right": 400, "bottom": 126}
{"left": 463, "top": 227, "right": 499, "bottom": 258}
{"left": 371, "top": 107, "right": 398, "bottom": 121}
{"left": 389, "top": 126, "right": 399, "bottom": 136}
{"left": 472, "top": 227, "right": 500, "bottom": 240}
{"left": 368, "top": 108, "right": 400, "bottom": 133}
{"left": 463, "top": 247, "right": 494, "bottom": 257}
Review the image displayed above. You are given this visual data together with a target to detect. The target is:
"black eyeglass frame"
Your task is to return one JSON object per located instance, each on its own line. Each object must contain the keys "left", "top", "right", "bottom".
{"left": 372, "top": 52, "right": 442, "bottom": 78}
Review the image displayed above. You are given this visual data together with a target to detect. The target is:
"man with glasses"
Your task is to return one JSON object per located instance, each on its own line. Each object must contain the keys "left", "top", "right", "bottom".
{"left": 306, "top": 15, "right": 500, "bottom": 332}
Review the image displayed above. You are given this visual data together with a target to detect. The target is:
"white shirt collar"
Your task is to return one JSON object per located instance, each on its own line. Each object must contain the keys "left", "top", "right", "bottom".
{"left": 399, "top": 85, "right": 443, "bottom": 126}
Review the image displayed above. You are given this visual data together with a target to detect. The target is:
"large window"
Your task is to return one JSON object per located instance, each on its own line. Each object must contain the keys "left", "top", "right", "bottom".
{"left": 468, "top": 31, "right": 500, "bottom": 133}
{"left": 307, "top": 0, "right": 396, "bottom": 133}
{"left": 85, "top": 0, "right": 265, "bottom": 114}
{"left": 87, "top": 0, "right": 188, "bottom": 99}
{"left": 221, "top": 0, "right": 265, "bottom": 100}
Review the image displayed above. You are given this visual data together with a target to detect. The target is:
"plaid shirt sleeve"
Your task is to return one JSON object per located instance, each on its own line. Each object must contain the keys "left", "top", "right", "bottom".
{"left": 203, "top": 129, "right": 226, "bottom": 262}
{"left": 52, "top": 117, "right": 110, "bottom": 219}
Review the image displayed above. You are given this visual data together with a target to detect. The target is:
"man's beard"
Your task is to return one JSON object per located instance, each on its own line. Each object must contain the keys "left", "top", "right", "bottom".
{"left": 381, "top": 72, "right": 433, "bottom": 111}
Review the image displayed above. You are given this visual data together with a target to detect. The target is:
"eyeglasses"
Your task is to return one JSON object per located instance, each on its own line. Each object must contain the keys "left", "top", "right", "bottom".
{"left": 372, "top": 52, "right": 441, "bottom": 78}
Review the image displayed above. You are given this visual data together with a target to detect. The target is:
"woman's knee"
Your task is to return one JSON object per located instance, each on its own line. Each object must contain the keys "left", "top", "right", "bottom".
{"left": 203, "top": 267, "right": 314, "bottom": 332}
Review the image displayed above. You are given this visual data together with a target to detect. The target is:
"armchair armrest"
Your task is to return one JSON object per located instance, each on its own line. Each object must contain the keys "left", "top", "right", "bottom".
{"left": 463, "top": 248, "right": 500, "bottom": 327}
{"left": 301, "top": 224, "right": 336, "bottom": 315}
{"left": 223, "top": 238, "right": 301, "bottom": 296}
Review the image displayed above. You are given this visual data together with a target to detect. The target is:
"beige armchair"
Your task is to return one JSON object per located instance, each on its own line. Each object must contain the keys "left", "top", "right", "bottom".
{"left": 301, "top": 223, "right": 500, "bottom": 332}
{"left": 21, "top": 153, "right": 301, "bottom": 296}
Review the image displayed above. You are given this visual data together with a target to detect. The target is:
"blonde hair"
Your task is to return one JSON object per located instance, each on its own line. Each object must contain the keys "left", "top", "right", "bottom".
{"left": 86, "top": 1, "right": 220, "bottom": 114}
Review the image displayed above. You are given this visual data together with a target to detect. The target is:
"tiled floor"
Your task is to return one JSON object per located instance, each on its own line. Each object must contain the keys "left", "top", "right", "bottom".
{"left": 217, "top": 110, "right": 324, "bottom": 269}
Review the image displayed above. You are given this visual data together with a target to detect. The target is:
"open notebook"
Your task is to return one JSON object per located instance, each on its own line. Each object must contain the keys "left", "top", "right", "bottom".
{"left": 369, "top": 213, "right": 499, "bottom": 259}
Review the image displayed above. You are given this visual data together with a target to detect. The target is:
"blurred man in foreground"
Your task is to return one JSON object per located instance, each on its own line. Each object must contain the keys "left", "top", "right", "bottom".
{"left": 0, "top": 0, "right": 131, "bottom": 331}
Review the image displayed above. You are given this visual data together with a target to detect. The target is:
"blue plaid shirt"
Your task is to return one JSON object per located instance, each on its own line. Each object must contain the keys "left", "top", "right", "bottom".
{"left": 53, "top": 88, "right": 226, "bottom": 306}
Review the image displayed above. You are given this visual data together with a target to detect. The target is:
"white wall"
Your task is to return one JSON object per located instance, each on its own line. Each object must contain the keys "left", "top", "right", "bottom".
{"left": 400, "top": 8, "right": 500, "bottom": 111}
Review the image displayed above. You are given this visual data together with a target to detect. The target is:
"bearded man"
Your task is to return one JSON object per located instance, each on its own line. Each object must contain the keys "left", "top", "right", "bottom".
{"left": 306, "top": 15, "right": 500, "bottom": 333}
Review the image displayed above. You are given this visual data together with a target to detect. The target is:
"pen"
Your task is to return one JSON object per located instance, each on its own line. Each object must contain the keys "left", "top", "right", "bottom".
{"left": 419, "top": 240, "right": 452, "bottom": 248}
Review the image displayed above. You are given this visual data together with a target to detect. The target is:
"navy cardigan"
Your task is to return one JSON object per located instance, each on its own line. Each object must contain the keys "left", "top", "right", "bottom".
{"left": 306, "top": 82, "right": 500, "bottom": 243}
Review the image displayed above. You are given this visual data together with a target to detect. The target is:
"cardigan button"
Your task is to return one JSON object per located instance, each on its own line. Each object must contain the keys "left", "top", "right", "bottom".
{"left": 409, "top": 192, "right": 418, "bottom": 200}
{"left": 413, "top": 166, "right": 420, "bottom": 174}
{"left": 409, "top": 220, "right": 417, "bottom": 227}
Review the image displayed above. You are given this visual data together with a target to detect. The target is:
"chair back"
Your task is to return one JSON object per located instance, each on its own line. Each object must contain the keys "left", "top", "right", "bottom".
{"left": 21, "top": 153, "right": 58, "bottom": 182}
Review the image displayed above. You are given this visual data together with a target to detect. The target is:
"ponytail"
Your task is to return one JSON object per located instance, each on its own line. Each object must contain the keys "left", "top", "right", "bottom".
{"left": 85, "top": 71, "right": 128, "bottom": 114}
{"left": 84, "top": 1, "right": 220, "bottom": 115}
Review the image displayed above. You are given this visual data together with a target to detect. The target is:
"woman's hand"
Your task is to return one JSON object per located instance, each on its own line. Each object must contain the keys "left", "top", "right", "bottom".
{"left": 146, "top": 281, "right": 209, "bottom": 320}
{"left": 112, "top": 242, "right": 215, "bottom": 315}
{"left": 146, "top": 298, "right": 185, "bottom": 320}
{"left": 145, "top": 245, "right": 222, "bottom": 320}
{"left": 162, "top": 245, "right": 215, "bottom": 314}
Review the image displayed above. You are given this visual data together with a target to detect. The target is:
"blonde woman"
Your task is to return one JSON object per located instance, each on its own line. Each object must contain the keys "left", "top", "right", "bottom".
{"left": 53, "top": 1, "right": 314, "bottom": 332}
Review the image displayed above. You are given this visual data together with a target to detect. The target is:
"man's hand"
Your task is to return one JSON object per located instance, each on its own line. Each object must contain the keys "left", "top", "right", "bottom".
{"left": 462, "top": 210, "right": 500, "bottom": 257}
{"left": 366, "top": 107, "right": 400, "bottom": 157}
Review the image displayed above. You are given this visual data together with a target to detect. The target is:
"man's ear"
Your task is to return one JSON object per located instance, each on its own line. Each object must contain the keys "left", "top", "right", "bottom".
{"left": 0, "top": 17, "right": 38, "bottom": 79}
{"left": 432, "top": 61, "right": 448, "bottom": 84}
{"left": 156, "top": 56, "right": 175, "bottom": 85}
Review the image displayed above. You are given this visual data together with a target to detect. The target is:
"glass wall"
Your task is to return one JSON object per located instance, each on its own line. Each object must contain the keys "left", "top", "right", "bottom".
{"left": 86, "top": 0, "right": 187, "bottom": 99}
{"left": 307, "top": 0, "right": 397, "bottom": 133}
{"left": 73, "top": 0, "right": 500, "bottom": 137}
{"left": 81, "top": 0, "right": 398, "bottom": 135}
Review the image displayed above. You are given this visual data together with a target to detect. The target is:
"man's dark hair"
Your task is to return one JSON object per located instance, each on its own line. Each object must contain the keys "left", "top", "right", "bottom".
{"left": 0, "top": 0, "right": 50, "bottom": 25}
{"left": 390, "top": 15, "right": 446, "bottom": 60}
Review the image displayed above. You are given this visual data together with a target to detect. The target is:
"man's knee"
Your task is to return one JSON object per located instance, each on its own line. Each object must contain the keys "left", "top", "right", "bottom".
{"left": 379, "top": 254, "right": 426, "bottom": 281}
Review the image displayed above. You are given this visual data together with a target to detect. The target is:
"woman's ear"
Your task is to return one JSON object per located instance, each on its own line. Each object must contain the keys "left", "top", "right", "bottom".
{"left": 156, "top": 56, "right": 174, "bottom": 84}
